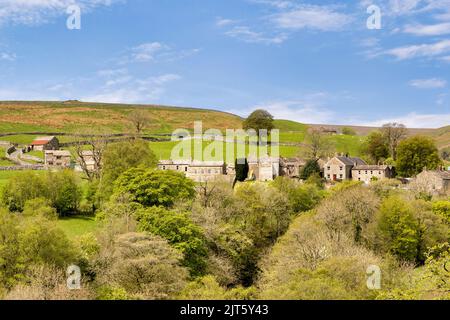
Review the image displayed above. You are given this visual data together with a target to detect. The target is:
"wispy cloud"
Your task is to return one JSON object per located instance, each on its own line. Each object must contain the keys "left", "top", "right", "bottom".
{"left": 229, "top": 92, "right": 337, "bottom": 124}
{"left": 409, "top": 78, "right": 447, "bottom": 89}
{"left": 215, "top": 17, "right": 237, "bottom": 27}
{"left": 384, "top": 39, "right": 450, "bottom": 60}
{"left": 119, "top": 42, "right": 200, "bottom": 64}
{"left": 225, "top": 26, "right": 288, "bottom": 44}
{"left": 404, "top": 22, "right": 450, "bottom": 36}
{"left": 0, "top": 51, "right": 15, "bottom": 61}
{"left": 84, "top": 71, "right": 181, "bottom": 103}
{"left": 0, "top": 0, "right": 124, "bottom": 27}
{"left": 270, "top": 5, "right": 353, "bottom": 31}
{"left": 364, "top": 112, "right": 450, "bottom": 128}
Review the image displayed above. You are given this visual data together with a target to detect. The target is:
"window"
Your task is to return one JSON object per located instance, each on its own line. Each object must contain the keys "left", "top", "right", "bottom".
{"left": 327, "top": 166, "right": 330, "bottom": 170}
{"left": 379, "top": 171, "right": 381, "bottom": 174}
{"left": 163, "top": 166, "right": 166, "bottom": 170}
{"left": 340, "top": 166, "right": 343, "bottom": 171}
{"left": 370, "top": 171, "right": 373, "bottom": 174}
{"left": 176, "top": 166, "right": 179, "bottom": 170}
{"left": 340, "top": 174, "right": 343, "bottom": 179}
{"left": 185, "top": 167, "right": 188, "bottom": 172}
{"left": 358, "top": 178, "right": 361, "bottom": 181}
{"left": 365, "top": 171, "right": 368, "bottom": 174}
{"left": 359, "top": 171, "right": 361, "bottom": 174}
{"left": 327, "top": 174, "right": 330, "bottom": 178}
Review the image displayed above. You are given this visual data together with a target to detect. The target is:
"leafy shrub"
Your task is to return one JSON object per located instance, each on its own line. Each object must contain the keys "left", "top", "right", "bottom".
{"left": 136, "top": 206, "right": 208, "bottom": 277}
{"left": 114, "top": 168, "right": 195, "bottom": 208}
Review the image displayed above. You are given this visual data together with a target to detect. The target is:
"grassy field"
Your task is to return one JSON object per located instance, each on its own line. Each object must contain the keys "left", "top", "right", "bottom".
{"left": 56, "top": 216, "right": 100, "bottom": 239}
{"left": 26, "top": 150, "right": 44, "bottom": 159}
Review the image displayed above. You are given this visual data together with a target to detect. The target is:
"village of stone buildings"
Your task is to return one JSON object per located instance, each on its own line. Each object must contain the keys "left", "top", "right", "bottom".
{"left": 1, "top": 133, "right": 449, "bottom": 197}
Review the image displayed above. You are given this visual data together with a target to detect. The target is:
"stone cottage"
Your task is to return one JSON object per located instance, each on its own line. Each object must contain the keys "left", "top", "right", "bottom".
{"left": 324, "top": 156, "right": 367, "bottom": 181}
{"left": 352, "top": 165, "right": 394, "bottom": 184}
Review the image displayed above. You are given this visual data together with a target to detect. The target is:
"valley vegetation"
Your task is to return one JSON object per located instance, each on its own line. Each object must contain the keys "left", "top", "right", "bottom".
{"left": 0, "top": 138, "right": 449, "bottom": 300}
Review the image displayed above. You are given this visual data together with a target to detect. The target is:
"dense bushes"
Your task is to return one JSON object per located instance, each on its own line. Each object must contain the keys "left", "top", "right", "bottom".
{"left": 0, "top": 209, "right": 78, "bottom": 292}
{"left": 136, "top": 207, "right": 208, "bottom": 277}
{"left": 1, "top": 155, "right": 449, "bottom": 300}
{"left": 114, "top": 168, "right": 195, "bottom": 207}
{"left": 1, "top": 170, "right": 82, "bottom": 216}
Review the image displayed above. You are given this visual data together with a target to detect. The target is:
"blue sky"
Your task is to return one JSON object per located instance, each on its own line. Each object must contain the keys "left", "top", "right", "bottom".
{"left": 0, "top": 0, "right": 449, "bottom": 128}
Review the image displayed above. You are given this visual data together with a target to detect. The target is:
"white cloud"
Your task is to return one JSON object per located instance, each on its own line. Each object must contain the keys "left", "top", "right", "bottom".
{"left": 248, "top": 0, "right": 294, "bottom": 9}
{"left": 130, "top": 42, "right": 166, "bottom": 62}
{"left": 385, "top": 39, "right": 450, "bottom": 60}
{"left": 84, "top": 73, "right": 181, "bottom": 104}
{"left": 230, "top": 95, "right": 335, "bottom": 124}
{"left": 216, "top": 17, "right": 237, "bottom": 27}
{"left": 409, "top": 78, "right": 447, "bottom": 89}
{"left": 404, "top": 22, "right": 450, "bottom": 36}
{"left": 271, "top": 5, "right": 352, "bottom": 31}
{"left": 0, "top": 51, "right": 15, "bottom": 61}
{"left": 225, "top": 26, "right": 288, "bottom": 44}
{"left": 118, "top": 42, "right": 200, "bottom": 64}
{"left": 0, "top": 0, "right": 123, "bottom": 26}
{"left": 388, "top": 0, "right": 422, "bottom": 15}
{"left": 365, "top": 112, "right": 450, "bottom": 128}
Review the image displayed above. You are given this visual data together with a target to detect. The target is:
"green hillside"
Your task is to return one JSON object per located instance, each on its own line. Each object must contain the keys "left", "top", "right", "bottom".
{"left": 0, "top": 101, "right": 448, "bottom": 160}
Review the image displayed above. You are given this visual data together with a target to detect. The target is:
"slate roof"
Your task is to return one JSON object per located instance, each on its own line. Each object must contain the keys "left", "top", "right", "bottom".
{"left": 336, "top": 156, "right": 366, "bottom": 166}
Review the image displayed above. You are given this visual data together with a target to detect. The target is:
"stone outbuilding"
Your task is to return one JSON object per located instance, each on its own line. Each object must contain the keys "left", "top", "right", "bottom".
{"left": 31, "top": 136, "right": 59, "bottom": 151}
{"left": 280, "top": 157, "right": 306, "bottom": 178}
{"left": 413, "top": 170, "right": 450, "bottom": 196}
{"left": 45, "top": 150, "right": 71, "bottom": 168}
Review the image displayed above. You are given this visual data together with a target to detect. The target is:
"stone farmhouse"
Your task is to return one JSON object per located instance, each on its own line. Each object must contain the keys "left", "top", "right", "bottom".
{"left": 31, "top": 136, "right": 59, "bottom": 151}
{"left": 414, "top": 170, "right": 450, "bottom": 196}
{"left": 158, "top": 160, "right": 226, "bottom": 182}
{"left": 324, "top": 156, "right": 367, "bottom": 181}
{"left": 352, "top": 165, "right": 394, "bottom": 184}
{"left": 44, "top": 150, "right": 72, "bottom": 168}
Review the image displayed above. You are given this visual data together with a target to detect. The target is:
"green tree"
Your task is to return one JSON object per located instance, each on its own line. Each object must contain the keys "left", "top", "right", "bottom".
{"left": 100, "top": 139, "right": 157, "bottom": 199}
{"left": 46, "top": 170, "right": 82, "bottom": 216}
{"left": 396, "top": 136, "right": 441, "bottom": 177}
{"left": 342, "top": 127, "right": 356, "bottom": 136}
{"left": 2, "top": 172, "right": 47, "bottom": 212}
{"left": 114, "top": 168, "right": 195, "bottom": 208}
{"left": 242, "top": 110, "right": 274, "bottom": 136}
{"left": 300, "top": 159, "right": 321, "bottom": 180}
{"left": 136, "top": 206, "right": 208, "bottom": 277}
{"left": 364, "top": 131, "right": 389, "bottom": 164}
{"left": 2, "top": 170, "right": 81, "bottom": 216}
{"left": 373, "top": 196, "right": 421, "bottom": 263}
{"left": 97, "top": 233, "right": 188, "bottom": 299}
{"left": 0, "top": 209, "right": 24, "bottom": 290}
{"left": 271, "top": 177, "right": 323, "bottom": 213}
{"left": 22, "top": 198, "right": 58, "bottom": 220}
{"left": 432, "top": 201, "right": 450, "bottom": 224}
